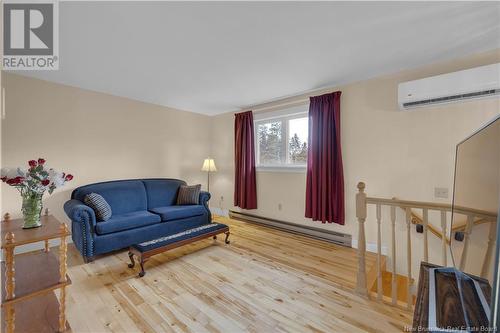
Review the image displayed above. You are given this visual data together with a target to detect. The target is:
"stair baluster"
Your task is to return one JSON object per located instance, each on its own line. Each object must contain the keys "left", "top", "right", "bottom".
{"left": 423, "top": 208, "right": 429, "bottom": 262}
{"left": 481, "top": 221, "right": 496, "bottom": 278}
{"left": 355, "top": 182, "right": 368, "bottom": 297}
{"left": 390, "top": 204, "right": 397, "bottom": 306}
{"left": 440, "top": 210, "right": 447, "bottom": 266}
{"left": 405, "top": 207, "right": 412, "bottom": 310}
{"left": 376, "top": 203, "right": 382, "bottom": 302}
{"left": 459, "top": 214, "right": 474, "bottom": 270}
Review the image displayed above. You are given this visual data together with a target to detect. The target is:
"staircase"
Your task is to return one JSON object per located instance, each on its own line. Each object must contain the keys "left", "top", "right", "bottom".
{"left": 365, "top": 253, "right": 416, "bottom": 306}
{"left": 355, "top": 181, "right": 498, "bottom": 310}
{"left": 370, "top": 270, "right": 416, "bottom": 305}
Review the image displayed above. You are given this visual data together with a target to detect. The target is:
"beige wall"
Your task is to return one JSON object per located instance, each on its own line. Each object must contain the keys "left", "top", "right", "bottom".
{"left": 209, "top": 49, "right": 500, "bottom": 261}
{"left": 1, "top": 50, "right": 499, "bottom": 273}
{"left": 1, "top": 74, "right": 212, "bottom": 226}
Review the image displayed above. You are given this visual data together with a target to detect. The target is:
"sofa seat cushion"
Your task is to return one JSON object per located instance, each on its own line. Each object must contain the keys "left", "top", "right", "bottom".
{"left": 149, "top": 205, "right": 205, "bottom": 222}
{"left": 95, "top": 211, "right": 161, "bottom": 235}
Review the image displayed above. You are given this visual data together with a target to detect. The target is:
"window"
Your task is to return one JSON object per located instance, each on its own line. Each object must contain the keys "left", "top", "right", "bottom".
{"left": 255, "top": 111, "right": 308, "bottom": 169}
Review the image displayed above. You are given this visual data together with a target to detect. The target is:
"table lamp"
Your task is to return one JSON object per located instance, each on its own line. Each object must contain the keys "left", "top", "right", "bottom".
{"left": 201, "top": 158, "right": 217, "bottom": 192}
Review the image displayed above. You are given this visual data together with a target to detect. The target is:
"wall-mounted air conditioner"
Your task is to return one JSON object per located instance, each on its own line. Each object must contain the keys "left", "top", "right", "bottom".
{"left": 398, "top": 63, "right": 500, "bottom": 110}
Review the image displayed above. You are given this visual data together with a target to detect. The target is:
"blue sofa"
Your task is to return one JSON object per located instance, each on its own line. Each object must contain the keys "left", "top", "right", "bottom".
{"left": 64, "top": 179, "right": 211, "bottom": 262}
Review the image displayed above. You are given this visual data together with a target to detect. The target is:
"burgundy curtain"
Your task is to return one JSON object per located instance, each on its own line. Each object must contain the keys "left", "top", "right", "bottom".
{"left": 305, "top": 91, "right": 344, "bottom": 225}
{"left": 234, "top": 111, "right": 257, "bottom": 209}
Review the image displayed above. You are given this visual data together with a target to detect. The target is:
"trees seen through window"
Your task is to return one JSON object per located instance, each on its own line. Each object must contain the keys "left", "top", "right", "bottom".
{"left": 256, "top": 115, "right": 308, "bottom": 167}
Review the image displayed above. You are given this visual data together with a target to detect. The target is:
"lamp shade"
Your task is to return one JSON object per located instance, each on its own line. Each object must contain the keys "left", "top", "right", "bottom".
{"left": 201, "top": 158, "right": 217, "bottom": 172}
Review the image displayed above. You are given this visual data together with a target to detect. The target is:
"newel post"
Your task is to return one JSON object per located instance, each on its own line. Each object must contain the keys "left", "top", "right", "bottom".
{"left": 355, "top": 182, "right": 368, "bottom": 297}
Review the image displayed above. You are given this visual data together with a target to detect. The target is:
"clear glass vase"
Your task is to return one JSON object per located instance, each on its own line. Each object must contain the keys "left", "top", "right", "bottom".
{"left": 21, "top": 193, "right": 43, "bottom": 229}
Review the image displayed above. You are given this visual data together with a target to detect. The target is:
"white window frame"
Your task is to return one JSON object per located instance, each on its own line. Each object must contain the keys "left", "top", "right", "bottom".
{"left": 254, "top": 107, "right": 308, "bottom": 172}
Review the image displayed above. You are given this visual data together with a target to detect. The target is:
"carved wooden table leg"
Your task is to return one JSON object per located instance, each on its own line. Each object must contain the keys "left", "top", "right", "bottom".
{"left": 44, "top": 210, "right": 51, "bottom": 254}
{"left": 59, "top": 224, "right": 68, "bottom": 332}
{"left": 128, "top": 251, "right": 135, "bottom": 268}
{"left": 139, "top": 257, "right": 148, "bottom": 277}
{"left": 59, "top": 287, "right": 67, "bottom": 332}
{"left": 224, "top": 231, "right": 230, "bottom": 244}
{"left": 5, "top": 232, "right": 16, "bottom": 333}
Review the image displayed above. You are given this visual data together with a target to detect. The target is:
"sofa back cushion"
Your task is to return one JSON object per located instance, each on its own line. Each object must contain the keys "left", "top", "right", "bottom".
{"left": 72, "top": 180, "right": 148, "bottom": 215}
{"left": 142, "top": 179, "right": 186, "bottom": 209}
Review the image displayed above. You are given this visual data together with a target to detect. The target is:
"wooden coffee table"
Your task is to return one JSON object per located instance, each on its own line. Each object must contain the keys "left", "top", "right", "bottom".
{"left": 128, "top": 223, "right": 230, "bottom": 277}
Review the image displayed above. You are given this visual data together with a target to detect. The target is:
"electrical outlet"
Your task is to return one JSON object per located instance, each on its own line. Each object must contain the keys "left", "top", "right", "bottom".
{"left": 278, "top": 203, "right": 282, "bottom": 211}
{"left": 434, "top": 187, "right": 449, "bottom": 199}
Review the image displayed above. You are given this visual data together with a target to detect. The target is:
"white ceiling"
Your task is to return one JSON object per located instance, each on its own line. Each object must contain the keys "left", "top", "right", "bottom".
{"left": 17, "top": 2, "right": 500, "bottom": 115}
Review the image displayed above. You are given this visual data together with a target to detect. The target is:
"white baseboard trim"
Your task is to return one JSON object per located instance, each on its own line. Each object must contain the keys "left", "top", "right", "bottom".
{"left": 351, "top": 239, "right": 388, "bottom": 255}
{"left": 210, "top": 207, "right": 229, "bottom": 217}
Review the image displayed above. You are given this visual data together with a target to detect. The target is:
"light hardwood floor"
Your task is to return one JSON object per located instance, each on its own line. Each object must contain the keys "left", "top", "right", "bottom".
{"left": 65, "top": 217, "right": 412, "bottom": 332}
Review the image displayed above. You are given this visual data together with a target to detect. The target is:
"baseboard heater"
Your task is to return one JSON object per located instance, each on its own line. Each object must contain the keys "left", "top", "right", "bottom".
{"left": 229, "top": 210, "right": 352, "bottom": 247}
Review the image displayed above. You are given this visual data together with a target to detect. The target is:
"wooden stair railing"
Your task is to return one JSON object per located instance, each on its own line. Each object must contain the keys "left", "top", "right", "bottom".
{"left": 406, "top": 210, "right": 451, "bottom": 244}
{"left": 407, "top": 208, "right": 490, "bottom": 244}
{"left": 405, "top": 207, "right": 495, "bottom": 274}
{"left": 355, "top": 182, "right": 498, "bottom": 310}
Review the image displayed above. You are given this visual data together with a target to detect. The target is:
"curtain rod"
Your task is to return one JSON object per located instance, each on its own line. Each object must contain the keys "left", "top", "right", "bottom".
{"left": 250, "top": 98, "right": 310, "bottom": 113}
{"left": 245, "top": 84, "right": 341, "bottom": 113}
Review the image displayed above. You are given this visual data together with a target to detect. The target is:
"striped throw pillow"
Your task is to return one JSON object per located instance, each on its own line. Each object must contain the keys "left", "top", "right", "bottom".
{"left": 176, "top": 184, "right": 201, "bottom": 205}
{"left": 84, "top": 193, "right": 112, "bottom": 221}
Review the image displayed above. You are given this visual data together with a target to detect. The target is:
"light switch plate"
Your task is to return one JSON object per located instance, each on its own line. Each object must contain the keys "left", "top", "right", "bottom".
{"left": 434, "top": 187, "right": 449, "bottom": 199}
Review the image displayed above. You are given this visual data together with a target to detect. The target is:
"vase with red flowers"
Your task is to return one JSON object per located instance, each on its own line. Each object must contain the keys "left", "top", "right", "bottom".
{"left": 1, "top": 158, "right": 73, "bottom": 229}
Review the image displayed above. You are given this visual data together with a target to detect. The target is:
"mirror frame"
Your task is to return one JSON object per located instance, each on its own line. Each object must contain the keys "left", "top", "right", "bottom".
{"left": 448, "top": 114, "right": 500, "bottom": 330}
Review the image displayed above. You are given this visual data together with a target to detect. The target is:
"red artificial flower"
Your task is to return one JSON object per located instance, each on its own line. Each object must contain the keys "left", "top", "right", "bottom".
{"left": 6, "top": 177, "right": 24, "bottom": 185}
{"left": 28, "top": 160, "right": 37, "bottom": 168}
{"left": 41, "top": 179, "right": 50, "bottom": 186}
{"left": 65, "top": 174, "right": 73, "bottom": 181}
{"left": 38, "top": 158, "right": 46, "bottom": 165}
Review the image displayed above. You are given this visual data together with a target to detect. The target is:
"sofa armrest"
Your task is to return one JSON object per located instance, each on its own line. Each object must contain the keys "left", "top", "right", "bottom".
{"left": 199, "top": 191, "right": 212, "bottom": 221}
{"left": 63, "top": 199, "right": 96, "bottom": 257}
{"left": 199, "top": 191, "right": 211, "bottom": 208}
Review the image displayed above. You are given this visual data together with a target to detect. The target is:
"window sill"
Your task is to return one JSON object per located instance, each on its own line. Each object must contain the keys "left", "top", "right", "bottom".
{"left": 256, "top": 165, "right": 306, "bottom": 173}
